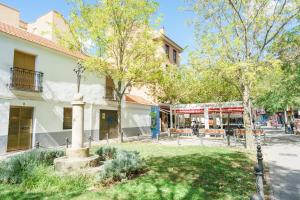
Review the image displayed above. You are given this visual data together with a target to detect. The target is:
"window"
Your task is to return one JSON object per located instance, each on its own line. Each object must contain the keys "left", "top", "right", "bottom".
{"left": 165, "top": 44, "right": 170, "bottom": 58}
{"left": 63, "top": 108, "right": 72, "bottom": 129}
{"left": 13, "top": 50, "right": 36, "bottom": 70}
{"left": 105, "top": 76, "right": 115, "bottom": 100}
{"left": 12, "top": 50, "right": 37, "bottom": 91}
{"left": 173, "top": 49, "right": 177, "bottom": 63}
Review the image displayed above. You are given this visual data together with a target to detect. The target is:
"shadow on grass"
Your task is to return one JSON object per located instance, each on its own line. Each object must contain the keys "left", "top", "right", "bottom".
{"left": 0, "top": 149, "right": 255, "bottom": 200}
{"left": 0, "top": 183, "right": 85, "bottom": 200}
{"left": 90, "top": 150, "right": 255, "bottom": 200}
{"left": 0, "top": 181, "right": 85, "bottom": 200}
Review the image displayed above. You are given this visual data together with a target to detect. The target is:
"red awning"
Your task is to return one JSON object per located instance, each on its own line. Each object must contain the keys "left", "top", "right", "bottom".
{"left": 175, "top": 107, "right": 243, "bottom": 114}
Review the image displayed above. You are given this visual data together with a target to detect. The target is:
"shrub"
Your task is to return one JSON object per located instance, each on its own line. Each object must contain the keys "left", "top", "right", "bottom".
{"left": 95, "top": 146, "right": 118, "bottom": 161}
{"left": 0, "top": 149, "right": 64, "bottom": 184}
{"left": 22, "top": 165, "right": 90, "bottom": 194}
{"left": 99, "top": 149, "right": 146, "bottom": 182}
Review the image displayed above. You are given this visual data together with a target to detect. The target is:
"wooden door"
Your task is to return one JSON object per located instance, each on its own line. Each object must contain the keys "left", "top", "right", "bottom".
{"left": 7, "top": 106, "right": 33, "bottom": 152}
{"left": 99, "top": 110, "right": 118, "bottom": 140}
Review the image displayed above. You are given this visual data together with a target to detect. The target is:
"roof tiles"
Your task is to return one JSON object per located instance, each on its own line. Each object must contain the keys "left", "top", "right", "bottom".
{"left": 0, "top": 21, "right": 85, "bottom": 59}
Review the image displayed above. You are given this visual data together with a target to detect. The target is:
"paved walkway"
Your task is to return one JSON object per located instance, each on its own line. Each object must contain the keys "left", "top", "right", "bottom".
{"left": 263, "top": 128, "right": 300, "bottom": 200}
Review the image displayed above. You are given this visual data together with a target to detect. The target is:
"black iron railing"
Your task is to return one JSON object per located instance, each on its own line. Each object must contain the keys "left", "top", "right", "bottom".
{"left": 9, "top": 67, "right": 44, "bottom": 92}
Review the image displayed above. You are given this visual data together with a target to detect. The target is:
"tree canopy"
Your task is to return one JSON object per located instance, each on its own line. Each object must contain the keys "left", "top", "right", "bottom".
{"left": 58, "top": 0, "right": 165, "bottom": 142}
{"left": 186, "top": 0, "right": 300, "bottom": 148}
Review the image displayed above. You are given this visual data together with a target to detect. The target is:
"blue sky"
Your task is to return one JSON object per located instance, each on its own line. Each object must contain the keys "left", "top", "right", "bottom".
{"left": 0, "top": 0, "right": 196, "bottom": 64}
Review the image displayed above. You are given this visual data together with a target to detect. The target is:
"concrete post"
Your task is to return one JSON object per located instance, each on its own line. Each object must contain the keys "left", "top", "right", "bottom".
{"left": 170, "top": 107, "right": 173, "bottom": 128}
{"left": 175, "top": 112, "right": 177, "bottom": 128}
{"left": 204, "top": 107, "right": 209, "bottom": 129}
{"left": 65, "top": 93, "right": 89, "bottom": 158}
{"left": 254, "top": 164, "right": 264, "bottom": 199}
{"left": 220, "top": 110, "right": 223, "bottom": 129}
{"left": 71, "top": 93, "right": 85, "bottom": 149}
{"left": 250, "top": 193, "right": 263, "bottom": 200}
{"left": 257, "top": 145, "right": 264, "bottom": 171}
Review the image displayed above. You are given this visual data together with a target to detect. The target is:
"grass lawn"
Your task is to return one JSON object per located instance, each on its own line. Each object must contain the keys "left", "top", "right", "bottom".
{"left": 0, "top": 142, "right": 255, "bottom": 200}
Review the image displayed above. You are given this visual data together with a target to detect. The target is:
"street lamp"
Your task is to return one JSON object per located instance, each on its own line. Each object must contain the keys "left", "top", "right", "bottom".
{"left": 73, "top": 62, "right": 85, "bottom": 93}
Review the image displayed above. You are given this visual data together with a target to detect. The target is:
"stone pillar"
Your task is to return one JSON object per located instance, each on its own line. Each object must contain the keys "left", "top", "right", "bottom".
{"left": 204, "top": 107, "right": 209, "bottom": 129}
{"left": 71, "top": 94, "right": 84, "bottom": 148}
{"left": 66, "top": 93, "right": 89, "bottom": 158}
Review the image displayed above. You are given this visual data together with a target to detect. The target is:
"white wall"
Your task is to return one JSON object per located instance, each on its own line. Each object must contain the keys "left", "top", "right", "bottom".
{"left": 0, "top": 33, "right": 109, "bottom": 105}
{"left": 0, "top": 99, "right": 99, "bottom": 134}
{"left": 0, "top": 101, "right": 9, "bottom": 136}
{"left": 0, "top": 31, "right": 152, "bottom": 152}
{"left": 123, "top": 103, "right": 151, "bottom": 128}
{"left": 0, "top": 32, "right": 117, "bottom": 146}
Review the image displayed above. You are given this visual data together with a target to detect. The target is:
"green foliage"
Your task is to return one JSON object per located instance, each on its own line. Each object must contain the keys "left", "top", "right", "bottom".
{"left": 0, "top": 143, "right": 256, "bottom": 199}
{"left": 58, "top": 0, "right": 165, "bottom": 142}
{"left": 0, "top": 149, "right": 64, "bottom": 184}
{"left": 21, "top": 165, "right": 90, "bottom": 194}
{"left": 255, "top": 28, "right": 300, "bottom": 112}
{"left": 89, "top": 143, "right": 256, "bottom": 199}
{"left": 95, "top": 146, "right": 118, "bottom": 161}
{"left": 150, "top": 65, "right": 196, "bottom": 104}
{"left": 59, "top": 0, "right": 164, "bottom": 94}
{"left": 186, "top": 0, "right": 300, "bottom": 129}
{"left": 0, "top": 166, "right": 90, "bottom": 199}
{"left": 99, "top": 149, "right": 145, "bottom": 182}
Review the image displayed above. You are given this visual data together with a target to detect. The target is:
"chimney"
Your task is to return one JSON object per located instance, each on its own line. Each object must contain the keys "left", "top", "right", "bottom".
{"left": 159, "top": 27, "right": 166, "bottom": 35}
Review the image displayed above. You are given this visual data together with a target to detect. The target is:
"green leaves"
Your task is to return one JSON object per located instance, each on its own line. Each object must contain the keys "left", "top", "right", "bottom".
{"left": 186, "top": 0, "right": 300, "bottom": 115}
{"left": 59, "top": 0, "right": 164, "bottom": 91}
{"left": 255, "top": 28, "right": 300, "bottom": 113}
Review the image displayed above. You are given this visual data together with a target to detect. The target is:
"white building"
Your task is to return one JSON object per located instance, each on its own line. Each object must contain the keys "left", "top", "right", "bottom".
{"left": 0, "top": 3, "right": 152, "bottom": 153}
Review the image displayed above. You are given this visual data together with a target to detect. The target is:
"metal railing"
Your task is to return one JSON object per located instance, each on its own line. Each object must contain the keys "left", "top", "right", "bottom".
{"left": 9, "top": 67, "right": 44, "bottom": 92}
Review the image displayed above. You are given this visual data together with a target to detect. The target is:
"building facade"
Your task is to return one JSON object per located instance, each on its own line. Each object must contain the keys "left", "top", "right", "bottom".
{"left": 129, "top": 28, "right": 184, "bottom": 133}
{"left": 0, "top": 3, "right": 152, "bottom": 153}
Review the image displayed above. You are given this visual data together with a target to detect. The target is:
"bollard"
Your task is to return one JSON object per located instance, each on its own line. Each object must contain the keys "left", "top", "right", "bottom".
{"left": 66, "top": 137, "right": 70, "bottom": 148}
{"left": 35, "top": 141, "right": 40, "bottom": 149}
{"left": 254, "top": 164, "right": 264, "bottom": 199}
{"left": 257, "top": 144, "right": 264, "bottom": 173}
{"left": 88, "top": 135, "right": 92, "bottom": 148}
{"left": 227, "top": 135, "right": 231, "bottom": 146}
{"left": 106, "top": 133, "right": 109, "bottom": 145}
{"left": 200, "top": 134, "right": 203, "bottom": 145}
{"left": 177, "top": 134, "right": 180, "bottom": 145}
{"left": 249, "top": 193, "right": 263, "bottom": 200}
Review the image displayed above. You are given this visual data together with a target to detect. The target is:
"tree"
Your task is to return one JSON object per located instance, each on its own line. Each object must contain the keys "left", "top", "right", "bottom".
{"left": 148, "top": 65, "right": 197, "bottom": 128}
{"left": 186, "top": 0, "right": 300, "bottom": 149}
{"left": 255, "top": 26, "right": 300, "bottom": 114}
{"left": 189, "top": 62, "right": 242, "bottom": 103}
{"left": 59, "top": 0, "right": 164, "bottom": 142}
{"left": 152, "top": 65, "right": 194, "bottom": 104}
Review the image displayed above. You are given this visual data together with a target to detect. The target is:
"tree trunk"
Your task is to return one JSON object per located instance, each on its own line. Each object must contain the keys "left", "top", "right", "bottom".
{"left": 243, "top": 84, "right": 255, "bottom": 149}
{"left": 117, "top": 100, "right": 123, "bottom": 143}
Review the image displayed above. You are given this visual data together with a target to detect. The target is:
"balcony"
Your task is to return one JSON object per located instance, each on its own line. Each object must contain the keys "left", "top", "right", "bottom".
{"left": 9, "top": 67, "right": 44, "bottom": 92}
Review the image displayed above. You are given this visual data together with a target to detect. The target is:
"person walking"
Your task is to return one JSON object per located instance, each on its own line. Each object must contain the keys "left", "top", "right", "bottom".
{"left": 191, "top": 120, "right": 199, "bottom": 136}
{"left": 290, "top": 120, "right": 295, "bottom": 134}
